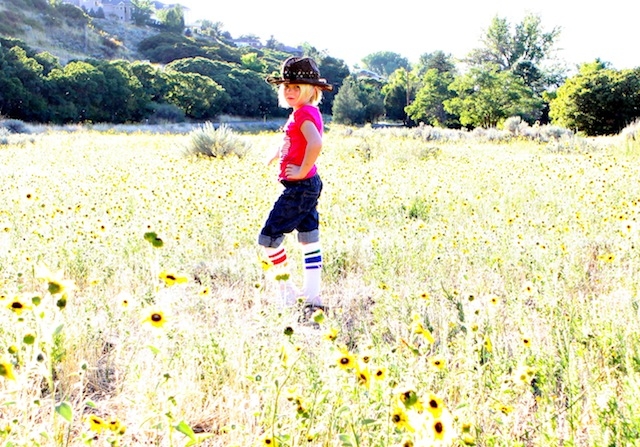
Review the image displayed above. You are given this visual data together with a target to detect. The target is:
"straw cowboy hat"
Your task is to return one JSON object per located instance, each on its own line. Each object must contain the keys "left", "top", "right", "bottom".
{"left": 266, "top": 57, "right": 333, "bottom": 91}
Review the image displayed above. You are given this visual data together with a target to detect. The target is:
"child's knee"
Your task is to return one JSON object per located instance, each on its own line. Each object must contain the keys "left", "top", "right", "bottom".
{"left": 258, "top": 233, "right": 285, "bottom": 248}
{"left": 298, "top": 230, "right": 320, "bottom": 244}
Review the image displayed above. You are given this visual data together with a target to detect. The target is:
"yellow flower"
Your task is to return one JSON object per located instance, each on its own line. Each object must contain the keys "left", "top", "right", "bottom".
{"left": 390, "top": 404, "right": 413, "bottom": 431}
{"left": 424, "top": 392, "right": 444, "bottom": 418}
{"left": 514, "top": 365, "right": 536, "bottom": 386}
{"left": 411, "top": 315, "right": 434, "bottom": 344}
{"left": 323, "top": 327, "right": 339, "bottom": 342}
{"left": 429, "top": 355, "right": 446, "bottom": 370}
{"left": 7, "top": 296, "right": 30, "bottom": 315}
{"left": 597, "top": 253, "right": 615, "bottom": 263}
{"left": 430, "top": 410, "right": 455, "bottom": 444}
{"left": 399, "top": 437, "right": 414, "bottom": 447}
{"left": 87, "top": 415, "right": 106, "bottom": 433}
{"left": 355, "top": 363, "right": 371, "bottom": 389}
{"left": 0, "top": 358, "right": 16, "bottom": 381}
{"left": 260, "top": 433, "right": 278, "bottom": 446}
{"left": 358, "top": 347, "right": 374, "bottom": 364}
{"left": 143, "top": 308, "right": 168, "bottom": 329}
{"left": 159, "top": 270, "right": 188, "bottom": 287}
{"left": 336, "top": 345, "right": 356, "bottom": 370}
{"left": 483, "top": 334, "right": 493, "bottom": 353}
{"left": 107, "top": 417, "right": 121, "bottom": 432}
{"left": 373, "top": 366, "right": 387, "bottom": 381}
{"left": 522, "top": 335, "right": 532, "bottom": 348}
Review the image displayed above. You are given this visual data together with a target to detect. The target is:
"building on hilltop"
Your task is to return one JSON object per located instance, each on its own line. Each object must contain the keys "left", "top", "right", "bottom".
{"left": 63, "top": 0, "right": 189, "bottom": 23}
{"left": 64, "top": 0, "right": 133, "bottom": 21}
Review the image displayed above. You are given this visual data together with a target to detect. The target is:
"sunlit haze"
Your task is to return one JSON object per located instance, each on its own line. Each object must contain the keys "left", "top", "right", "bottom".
{"left": 178, "top": 0, "right": 637, "bottom": 71}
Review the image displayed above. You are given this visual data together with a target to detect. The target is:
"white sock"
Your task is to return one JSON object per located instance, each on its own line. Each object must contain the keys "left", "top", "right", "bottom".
{"left": 301, "top": 242, "right": 322, "bottom": 303}
{"left": 264, "top": 246, "right": 287, "bottom": 268}
{"left": 264, "top": 245, "right": 299, "bottom": 306}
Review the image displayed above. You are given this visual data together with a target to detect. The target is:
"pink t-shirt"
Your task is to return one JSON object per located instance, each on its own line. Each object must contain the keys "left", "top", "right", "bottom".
{"left": 279, "top": 104, "right": 323, "bottom": 181}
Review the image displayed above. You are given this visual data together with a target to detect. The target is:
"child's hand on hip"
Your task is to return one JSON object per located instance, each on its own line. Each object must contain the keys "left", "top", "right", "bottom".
{"left": 285, "top": 164, "right": 304, "bottom": 180}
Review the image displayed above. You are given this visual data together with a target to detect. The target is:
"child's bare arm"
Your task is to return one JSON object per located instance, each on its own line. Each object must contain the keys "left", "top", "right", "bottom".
{"left": 265, "top": 145, "right": 280, "bottom": 165}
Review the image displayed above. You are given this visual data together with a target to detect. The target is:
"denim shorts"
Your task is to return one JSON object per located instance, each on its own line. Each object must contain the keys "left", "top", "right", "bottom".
{"left": 258, "top": 174, "right": 323, "bottom": 248}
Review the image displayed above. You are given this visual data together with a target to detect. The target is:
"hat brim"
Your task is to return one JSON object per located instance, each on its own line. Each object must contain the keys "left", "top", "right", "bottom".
{"left": 266, "top": 76, "right": 333, "bottom": 91}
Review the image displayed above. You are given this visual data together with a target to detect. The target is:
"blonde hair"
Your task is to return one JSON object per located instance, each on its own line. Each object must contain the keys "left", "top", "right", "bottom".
{"left": 277, "top": 83, "right": 323, "bottom": 108}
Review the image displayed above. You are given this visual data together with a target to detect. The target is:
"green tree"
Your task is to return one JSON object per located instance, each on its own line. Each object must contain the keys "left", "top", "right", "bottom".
{"left": 88, "top": 59, "right": 150, "bottom": 122}
{"left": 241, "top": 53, "right": 266, "bottom": 72}
{"left": 406, "top": 68, "right": 458, "bottom": 127}
{"left": 414, "top": 51, "right": 456, "bottom": 78}
{"left": 316, "top": 55, "right": 350, "bottom": 115}
{"left": 382, "top": 68, "right": 419, "bottom": 123}
{"left": 46, "top": 60, "right": 106, "bottom": 122}
{"left": 131, "top": 0, "right": 153, "bottom": 26}
{"left": 138, "top": 33, "right": 206, "bottom": 64}
{"left": 156, "top": 5, "right": 184, "bottom": 33}
{"left": 332, "top": 76, "right": 384, "bottom": 125}
{"left": 167, "top": 57, "right": 278, "bottom": 117}
{"left": 549, "top": 61, "right": 640, "bottom": 135}
{"left": 466, "top": 14, "right": 564, "bottom": 95}
{"left": 163, "top": 70, "right": 226, "bottom": 119}
{"left": 444, "top": 64, "right": 541, "bottom": 128}
{"left": 406, "top": 52, "right": 458, "bottom": 127}
{"left": 362, "top": 51, "right": 410, "bottom": 79}
{"left": 0, "top": 45, "right": 48, "bottom": 121}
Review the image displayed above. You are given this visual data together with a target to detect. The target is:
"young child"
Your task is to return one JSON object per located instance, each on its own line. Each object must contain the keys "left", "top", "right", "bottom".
{"left": 259, "top": 56, "right": 332, "bottom": 314}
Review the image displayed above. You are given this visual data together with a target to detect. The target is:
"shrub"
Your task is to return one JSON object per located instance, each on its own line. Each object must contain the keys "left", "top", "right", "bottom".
{"left": 621, "top": 119, "right": 640, "bottom": 141}
{"left": 503, "top": 116, "right": 531, "bottom": 136}
{"left": 147, "top": 103, "right": 186, "bottom": 124}
{"left": 185, "top": 123, "right": 250, "bottom": 158}
{"left": 0, "top": 119, "right": 29, "bottom": 134}
{"left": 0, "top": 128, "right": 10, "bottom": 145}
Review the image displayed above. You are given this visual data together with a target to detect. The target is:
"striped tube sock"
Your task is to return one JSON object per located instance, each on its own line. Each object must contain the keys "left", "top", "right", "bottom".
{"left": 265, "top": 246, "right": 287, "bottom": 268}
{"left": 302, "top": 242, "right": 322, "bottom": 303}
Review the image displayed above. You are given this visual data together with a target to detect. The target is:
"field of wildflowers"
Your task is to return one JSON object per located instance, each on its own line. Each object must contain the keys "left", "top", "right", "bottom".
{"left": 1, "top": 125, "right": 640, "bottom": 446}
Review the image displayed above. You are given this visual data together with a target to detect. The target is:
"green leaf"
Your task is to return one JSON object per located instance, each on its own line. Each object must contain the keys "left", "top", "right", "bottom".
{"left": 84, "top": 400, "right": 96, "bottom": 408}
{"left": 144, "top": 232, "right": 164, "bottom": 248}
{"left": 174, "top": 420, "right": 196, "bottom": 440}
{"left": 55, "top": 401, "right": 73, "bottom": 423}
{"left": 361, "top": 418, "right": 377, "bottom": 425}
{"left": 338, "top": 434, "right": 353, "bottom": 446}
{"left": 53, "top": 324, "right": 64, "bottom": 336}
{"left": 148, "top": 345, "right": 160, "bottom": 355}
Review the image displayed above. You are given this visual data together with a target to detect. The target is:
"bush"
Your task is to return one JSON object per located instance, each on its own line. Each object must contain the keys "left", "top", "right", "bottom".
{"left": 0, "top": 119, "right": 29, "bottom": 134}
{"left": 503, "top": 116, "right": 530, "bottom": 136}
{"left": 621, "top": 119, "right": 640, "bottom": 141}
{"left": 147, "top": 103, "right": 185, "bottom": 124}
{"left": 185, "top": 123, "right": 250, "bottom": 158}
{"left": 0, "top": 128, "right": 10, "bottom": 145}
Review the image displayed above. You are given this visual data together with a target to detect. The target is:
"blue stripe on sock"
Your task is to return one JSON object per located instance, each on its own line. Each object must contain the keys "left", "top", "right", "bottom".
{"left": 305, "top": 265, "right": 322, "bottom": 269}
{"left": 305, "top": 255, "right": 322, "bottom": 264}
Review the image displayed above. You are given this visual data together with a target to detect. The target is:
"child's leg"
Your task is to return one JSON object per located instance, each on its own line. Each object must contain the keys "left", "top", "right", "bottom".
{"left": 261, "top": 243, "right": 301, "bottom": 306}
{"left": 300, "top": 241, "right": 322, "bottom": 306}
{"left": 264, "top": 245, "right": 288, "bottom": 268}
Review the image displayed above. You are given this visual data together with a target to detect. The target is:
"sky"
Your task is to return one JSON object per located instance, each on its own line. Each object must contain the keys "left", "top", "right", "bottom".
{"left": 178, "top": 0, "right": 638, "bottom": 72}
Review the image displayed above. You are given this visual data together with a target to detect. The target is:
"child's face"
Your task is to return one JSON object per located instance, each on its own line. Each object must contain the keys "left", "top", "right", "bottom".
{"left": 283, "top": 84, "right": 309, "bottom": 109}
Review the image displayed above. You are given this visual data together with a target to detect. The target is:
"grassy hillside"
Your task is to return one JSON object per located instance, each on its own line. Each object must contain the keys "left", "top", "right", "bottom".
{"left": 0, "top": 0, "right": 163, "bottom": 63}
